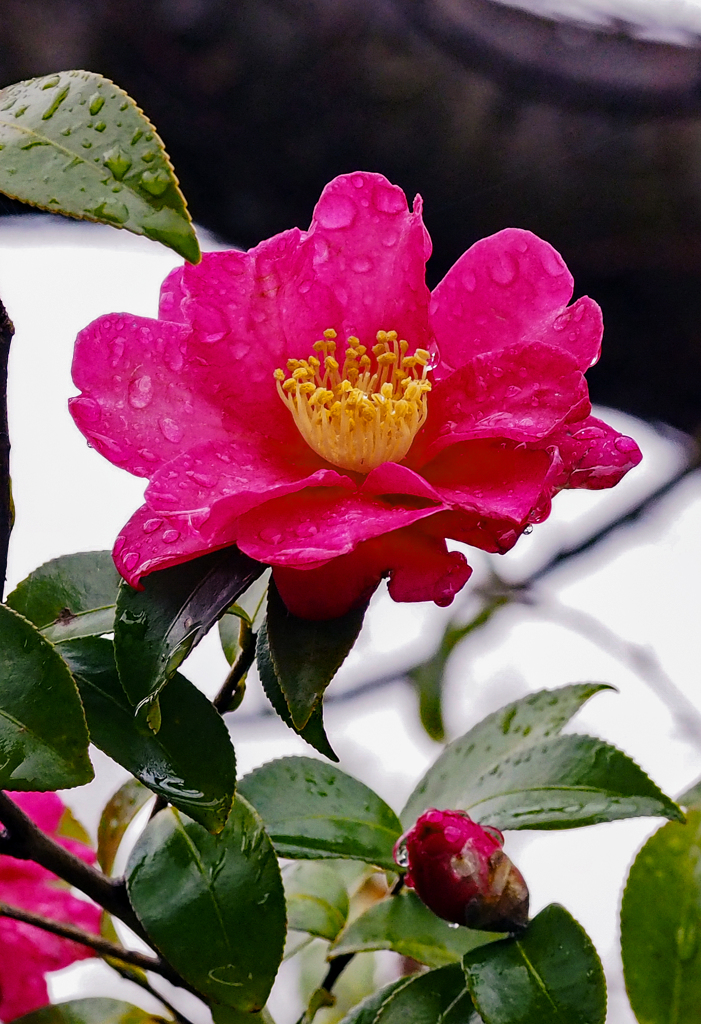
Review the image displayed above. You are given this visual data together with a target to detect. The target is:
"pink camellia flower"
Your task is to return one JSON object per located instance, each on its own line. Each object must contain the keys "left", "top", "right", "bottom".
{"left": 395, "top": 808, "right": 529, "bottom": 933}
{"left": 0, "top": 792, "right": 100, "bottom": 1021}
{"left": 70, "top": 171, "right": 641, "bottom": 619}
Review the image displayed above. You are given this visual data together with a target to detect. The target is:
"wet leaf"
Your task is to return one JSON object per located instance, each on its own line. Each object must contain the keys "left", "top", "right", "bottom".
{"left": 0, "top": 604, "right": 92, "bottom": 789}
{"left": 62, "top": 637, "right": 236, "bottom": 832}
{"left": 6, "top": 550, "right": 119, "bottom": 642}
{"left": 0, "top": 71, "right": 199, "bottom": 261}
{"left": 284, "top": 861, "right": 350, "bottom": 940}
{"left": 11, "top": 999, "right": 166, "bottom": 1024}
{"left": 340, "top": 964, "right": 478, "bottom": 1024}
{"left": 127, "top": 800, "right": 285, "bottom": 1010}
{"left": 256, "top": 620, "right": 338, "bottom": 761}
{"left": 238, "top": 756, "right": 402, "bottom": 869}
{"left": 97, "top": 778, "right": 152, "bottom": 875}
{"left": 621, "top": 809, "right": 701, "bottom": 1024}
{"left": 464, "top": 904, "right": 606, "bottom": 1024}
{"left": 114, "top": 545, "right": 264, "bottom": 715}
{"left": 332, "top": 889, "right": 499, "bottom": 968}
{"left": 265, "top": 579, "right": 367, "bottom": 729}
{"left": 219, "top": 570, "right": 270, "bottom": 665}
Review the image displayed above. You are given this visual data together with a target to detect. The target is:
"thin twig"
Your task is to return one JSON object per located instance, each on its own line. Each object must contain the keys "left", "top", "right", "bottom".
{"left": 0, "top": 900, "right": 163, "bottom": 972}
{"left": 213, "top": 624, "right": 257, "bottom": 713}
{"left": 0, "top": 299, "right": 14, "bottom": 600}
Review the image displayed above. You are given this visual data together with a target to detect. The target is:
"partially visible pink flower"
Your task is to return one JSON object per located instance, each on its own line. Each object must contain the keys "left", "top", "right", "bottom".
{"left": 0, "top": 792, "right": 100, "bottom": 1021}
{"left": 395, "top": 808, "right": 529, "bottom": 933}
{"left": 70, "top": 171, "right": 641, "bottom": 619}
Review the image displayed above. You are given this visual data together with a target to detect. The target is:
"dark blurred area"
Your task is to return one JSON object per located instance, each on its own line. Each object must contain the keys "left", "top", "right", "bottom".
{"left": 1, "top": 0, "right": 701, "bottom": 432}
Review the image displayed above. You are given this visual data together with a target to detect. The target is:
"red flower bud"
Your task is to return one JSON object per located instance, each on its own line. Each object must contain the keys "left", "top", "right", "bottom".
{"left": 394, "top": 808, "right": 529, "bottom": 933}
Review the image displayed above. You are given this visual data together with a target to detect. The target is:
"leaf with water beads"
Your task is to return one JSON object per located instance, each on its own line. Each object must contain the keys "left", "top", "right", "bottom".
{"left": 0, "top": 70, "right": 199, "bottom": 261}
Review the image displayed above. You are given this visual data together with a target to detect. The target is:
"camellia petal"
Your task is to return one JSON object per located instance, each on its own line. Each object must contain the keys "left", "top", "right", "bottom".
{"left": 71, "top": 171, "right": 641, "bottom": 617}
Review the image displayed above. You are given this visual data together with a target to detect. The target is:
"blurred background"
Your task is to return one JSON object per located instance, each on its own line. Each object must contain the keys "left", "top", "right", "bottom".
{"left": 2, "top": 1, "right": 701, "bottom": 1022}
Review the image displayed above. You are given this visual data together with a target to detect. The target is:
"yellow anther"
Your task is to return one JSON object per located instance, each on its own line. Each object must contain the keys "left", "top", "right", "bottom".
{"left": 273, "top": 368, "right": 285, "bottom": 381}
{"left": 359, "top": 355, "right": 372, "bottom": 369}
{"left": 414, "top": 349, "right": 430, "bottom": 365}
{"left": 282, "top": 379, "right": 296, "bottom": 392}
{"left": 299, "top": 381, "right": 316, "bottom": 394}
{"left": 386, "top": 330, "right": 398, "bottom": 341}
{"left": 400, "top": 340, "right": 409, "bottom": 353}
{"left": 292, "top": 367, "right": 310, "bottom": 380}
{"left": 324, "top": 328, "right": 337, "bottom": 339}
{"left": 286, "top": 358, "right": 301, "bottom": 370}
{"left": 312, "top": 340, "right": 327, "bottom": 352}
{"left": 377, "top": 352, "right": 397, "bottom": 367}
{"left": 380, "top": 382, "right": 394, "bottom": 400}
{"left": 308, "top": 356, "right": 321, "bottom": 368}
{"left": 340, "top": 379, "right": 353, "bottom": 393}
{"left": 325, "top": 356, "right": 339, "bottom": 371}
{"left": 376, "top": 330, "right": 387, "bottom": 342}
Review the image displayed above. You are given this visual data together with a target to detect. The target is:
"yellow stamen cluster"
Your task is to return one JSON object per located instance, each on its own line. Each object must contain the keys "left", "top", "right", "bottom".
{"left": 275, "top": 329, "right": 432, "bottom": 473}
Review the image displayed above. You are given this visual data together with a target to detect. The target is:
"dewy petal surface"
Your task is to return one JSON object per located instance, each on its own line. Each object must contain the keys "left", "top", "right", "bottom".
{"left": 547, "top": 415, "right": 643, "bottom": 490}
{"left": 430, "top": 228, "right": 602, "bottom": 376}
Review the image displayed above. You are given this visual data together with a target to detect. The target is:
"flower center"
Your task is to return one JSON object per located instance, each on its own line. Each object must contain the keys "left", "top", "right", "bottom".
{"left": 275, "top": 329, "right": 432, "bottom": 473}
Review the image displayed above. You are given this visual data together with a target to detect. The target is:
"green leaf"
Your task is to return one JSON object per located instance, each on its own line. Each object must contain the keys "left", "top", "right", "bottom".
{"left": 401, "top": 684, "right": 681, "bottom": 832}
{"left": 211, "top": 1007, "right": 275, "bottom": 1024}
{"left": 340, "top": 965, "right": 478, "bottom": 1024}
{"left": 284, "top": 861, "right": 350, "bottom": 940}
{"left": 256, "top": 620, "right": 338, "bottom": 761}
{"left": 0, "top": 604, "right": 92, "bottom": 789}
{"left": 265, "top": 579, "right": 367, "bottom": 729}
{"left": 219, "top": 570, "right": 270, "bottom": 664}
{"left": 402, "top": 684, "right": 611, "bottom": 826}
{"left": 464, "top": 904, "right": 606, "bottom": 1024}
{"left": 114, "top": 546, "right": 264, "bottom": 714}
{"left": 238, "top": 756, "right": 402, "bottom": 869}
{"left": 6, "top": 550, "right": 119, "bottom": 642}
{"left": 97, "top": 778, "right": 152, "bottom": 875}
{"left": 621, "top": 809, "right": 701, "bottom": 1024}
{"left": 62, "top": 637, "right": 236, "bottom": 832}
{"left": 0, "top": 71, "right": 199, "bottom": 262}
{"left": 332, "top": 889, "right": 499, "bottom": 968}
{"left": 10, "top": 999, "right": 166, "bottom": 1024}
{"left": 678, "top": 777, "right": 701, "bottom": 810}
{"left": 408, "top": 599, "right": 508, "bottom": 742}
{"left": 126, "top": 800, "right": 285, "bottom": 1010}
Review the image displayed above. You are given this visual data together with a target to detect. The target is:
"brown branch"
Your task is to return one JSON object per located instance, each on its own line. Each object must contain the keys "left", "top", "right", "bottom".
{"left": 213, "top": 622, "right": 256, "bottom": 713}
{"left": 0, "top": 299, "right": 14, "bottom": 600}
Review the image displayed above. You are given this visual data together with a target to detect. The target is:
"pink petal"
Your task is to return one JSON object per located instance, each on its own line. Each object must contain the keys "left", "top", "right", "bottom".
{"left": 430, "top": 229, "right": 601, "bottom": 376}
{"left": 547, "top": 416, "right": 643, "bottom": 490}
{"left": 145, "top": 437, "right": 354, "bottom": 538}
{"left": 413, "top": 342, "right": 588, "bottom": 463}
{"left": 70, "top": 313, "right": 228, "bottom": 476}
{"left": 361, "top": 462, "right": 443, "bottom": 502}
{"left": 306, "top": 172, "right": 432, "bottom": 347}
{"left": 113, "top": 504, "right": 239, "bottom": 588}
{"left": 235, "top": 488, "right": 445, "bottom": 567}
{"left": 7, "top": 792, "right": 63, "bottom": 835}
{"left": 158, "top": 265, "right": 188, "bottom": 323}
{"left": 273, "top": 525, "right": 471, "bottom": 619}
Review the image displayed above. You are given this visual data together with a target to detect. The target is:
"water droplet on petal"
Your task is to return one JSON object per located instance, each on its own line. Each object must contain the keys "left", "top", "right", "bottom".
{"left": 123, "top": 551, "right": 139, "bottom": 570}
{"left": 488, "top": 251, "right": 518, "bottom": 286}
{"left": 351, "top": 174, "right": 365, "bottom": 189}
{"left": 192, "top": 472, "right": 218, "bottom": 487}
{"left": 72, "top": 396, "right": 101, "bottom": 423}
{"left": 114, "top": 534, "right": 127, "bottom": 554}
{"left": 461, "top": 268, "right": 477, "bottom": 292}
{"left": 162, "top": 529, "right": 180, "bottom": 544}
{"left": 394, "top": 840, "right": 409, "bottom": 868}
{"left": 506, "top": 385, "right": 521, "bottom": 398}
{"left": 138, "top": 448, "right": 158, "bottom": 463}
{"left": 552, "top": 314, "right": 569, "bottom": 332}
{"left": 298, "top": 279, "right": 312, "bottom": 294}
{"left": 615, "top": 436, "right": 638, "bottom": 453}
{"left": 492, "top": 366, "right": 504, "bottom": 378}
{"left": 351, "top": 256, "right": 372, "bottom": 273}
{"left": 143, "top": 518, "right": 162, "bottom": 533}
{"left": 159, "top": 418, "right": 184, "bottom": 443}
{"left": 260, "top": 528, "right": 282, "bottom": 543}
{"left": 540, "top": 246, "right": 567, "bottom": 277}
{"left": 373, "top": 185, "right": 405, "bottom": 214}
{"left": 316, "top": 194, "right": 356, "bottom": 229}
{"left": 128, "top": 374, "right": 153, "bottom": 409}
{"left": 523, "top": 524, "right": 534, "bottom": 535}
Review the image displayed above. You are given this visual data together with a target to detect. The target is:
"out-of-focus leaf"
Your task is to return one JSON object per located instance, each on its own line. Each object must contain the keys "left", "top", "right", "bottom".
{"left": 219, "top": 570, "right": 270, "bottom": 665}
{"left": 0, "top": 70, "right": 199, "bottom": 261}
{"left": 6, "top": 550, "right": 119, "bottom": 642}
{"left": 408, "top": 599, "right": 508, "bottom": 742}
{"left": 284, "top": 861, "right": 350, "bottom": 940}
{"left": 265, "top": 580, "right": 367, "bottom": 729}
{"left": 331, "top": 890, "right": 499, "bottom": 968}
{"left": 464, "top": 904, "right": 606, "bottom": 1024}
{"left": 127, "top": 800, "right": 285, "bottom": 1010}
{"left": 56, "top": 805, "right": 92, "bottom": 847}
{"left": 97, "top": 778, "right": 152, "bottom": 875}
{"left": 0, "top": 604, "right": 92, "bottom": 789}
{"left": 210, "top": 1007, "right": 275, "bottom": 1024}
{"left": 114, "top": 546, "right": 264, "bottom": 716}
{"left": 339, "top": 964, "right": 478, "bottom": 1024}
{"left": 621, "top": 809, "right": 701, "bottom": 1024}
{"left": 256, "top": 620, "right": 338, "bottom": 760}
{"left": 11, "top": 999, "right": 166, "bottom": 1024}
{"left": 238, "top": 756, "right": 402, "bottom": 869}
{"left": 678, "top": 777, "right": 701, "bottom": 809}
{"left": 62, "top": 637, "right": 236, "bottom": 832}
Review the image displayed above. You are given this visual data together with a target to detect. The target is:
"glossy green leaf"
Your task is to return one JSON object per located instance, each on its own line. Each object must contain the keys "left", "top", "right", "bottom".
{"left": 284, "top": 861, "right": 349, "bottom": 940}
{"left": 238, "top": 756, "right": 402, "bottom": 869}
{"left": 211, "top": 1006, "right": 274, "bottom": 1024}
{"left": 0, "top": 71, "right": 199, "bottom": 261}
{"left": 402, "top": 684, "right": 611, "bottom": 826}
{"left": 127, "top": 800, "right": 285, "bottom": 1010}
{"left": 341, "top": 964, "right": 478, "bottom": 1024}
{"left": 11, "top": 999, "right": 165, "bottom": 1024}
{"left": 265, "top": 579, "right": 367, "bottom": 729}
{"left": 97, "top": 778, "right": 152, "bottom": 874}
{"left": 332, "top": 890, "right": 499, "bottom": 968}
{"left": 114, "top": 546, "right": 264, "bottom": 715}
{"left": 256, "top": 620, "right": 338, "bottom": 761}
{"left": 6, "top": 550, "right": 119, "bottom": 642}
{"left": 621, "top": 809, "right": 701, "bottom": 1024}
{"left": 0, "top": 604, "right": 92, "bottom": 789}
{"left": 408, "top": 599, "right": 508, "bottom": 742}
{"left": 464, "top": 904, "right": 606, "bottom": 1024}
{"left": 62, "top": 637, "right": 235, "bottom": 832}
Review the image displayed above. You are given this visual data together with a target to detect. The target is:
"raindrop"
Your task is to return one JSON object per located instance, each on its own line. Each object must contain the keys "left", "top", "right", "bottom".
{"left": 131, "top": 129, "right": 143, "bottom": 146}
{"left": 488, "top": 251, "right": 518, "bottom": 286}
{"left": 351, "top": 174, "right": 365, "bottom": 189}
{"left": 373, "top": 185, "right": 405, "bottom": 214}
{"left": 42, "top": 75, "right": 61, "bottom": 90}
{"left": 93, "top": 199, "right": 129, "bottom": 225}
{"left": 351, "top": 256, "right": 372, "bottom": 273}
{"left": 94, "top": 121, "right": 106, "bottom": 133}
{"left": 523, "top": 524, "right": 534, "bottom": 535}
{"left": 260, "top": 528, "right": 282, "bottom": 543}
{"left": 615, "top": 436, "right": 638, "bottom": 453}
{"left": 448, "top": 922, "right": 460, "bottom": 930}
{"left": 492, "top": 366, "right": 504, "bottom": 378}
{"left": 461, "top": 268, "right": 477, "bottom": 293}
{"left": 123, "top": 552, "right": 139, "bottom": 570}
{"left": 316, "top": 194, "right": 356, "bottom": 230}
{"left": 394, "top": 840, "right": 409, "bottom": 868}
{"left": 506, "top": 385, "right": 521, "bottom": 398}
{"left": 552, "top": 314, "right": 569, "bottom": 332}
{"left": 298, "top": 279, "right": 312, "bottom": 294}
{"left": 128, "top": 375, "right": 153, "bottom": 409}
{"left": 162, "top": 529, "right": 180, "bottom": 544}
{"left": 193, "top": 472, "right": 218, "bottom": 488}
{"left": 141, "top": 150, "right": 156, "bottom": 163}
{"left": 89, "top": 92, "right": 105, "bottom": 115}
{"left": 41, "top": 86, "right": 69, "bottom": 121}
{"left": 381, "top": 231, "right": 398, "bottom": 248}
{"left": 141, "top": 169, "right": 171, "bottom": 196}
{"left": 72, "top": 396, "right": 101, "bottom": 423}
{"left": 159, "top": 417, "right": 184, "bottom": 443}
{"left": 540, "top": 246, "right": 566, "bottom": 277}
{"left": 103, "top": 146, "right": 132, "bottom": 180}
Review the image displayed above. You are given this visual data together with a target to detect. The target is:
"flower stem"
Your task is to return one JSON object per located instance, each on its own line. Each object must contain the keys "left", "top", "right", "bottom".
{"left": 213, "top": 623, "right": 256, "bottom": 713}
{"left": 0, "top": 299, "right": 14, "bottom": 600}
